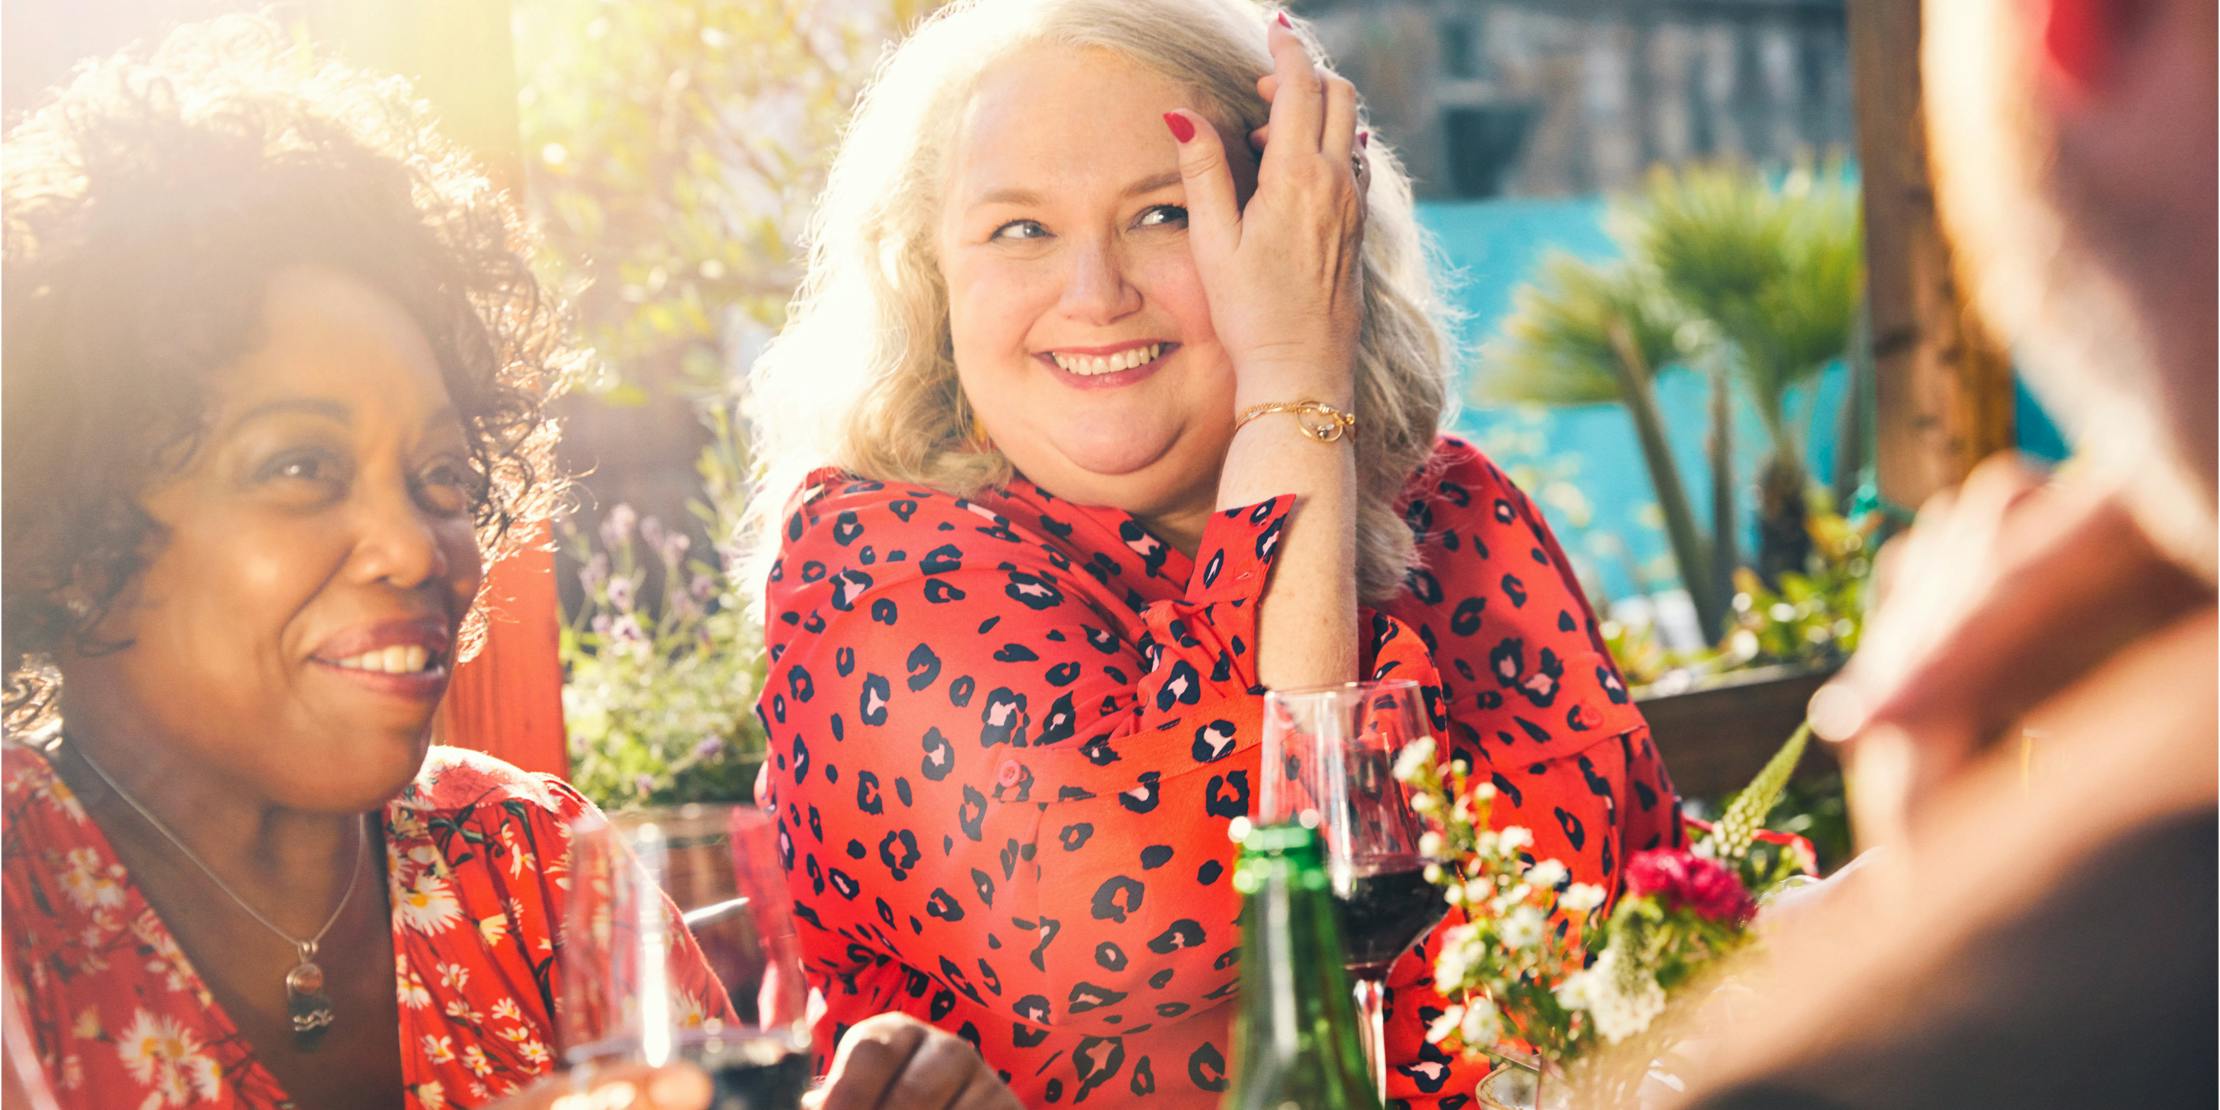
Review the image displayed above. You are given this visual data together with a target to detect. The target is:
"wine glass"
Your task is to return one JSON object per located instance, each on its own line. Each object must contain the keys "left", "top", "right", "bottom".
{"left": 1258, "top": 680, "right": 1449, "bottom": 1104}
{"left": 560, "top": 804, "right": 812, "bottom": 1110}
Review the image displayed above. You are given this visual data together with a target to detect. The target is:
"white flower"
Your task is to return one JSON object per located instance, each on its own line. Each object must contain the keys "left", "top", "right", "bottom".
{"left": 416, "top": 1080, "right": 448, "bottom": 1109}
{"left": 1419, "top": 831, "right": 1446, "bottom": 859}
{"left": 462, "top": 1045, "right": 494, "bottom": 1077}
{"left": 1526, "top": 859, "right": 1569, "bottom": 890}
{"left": 1554, "top": 968, "right": 1595, "bottom": 1011}
{"left": 1461, "top": 877, "right": 1492, "bottom": 904}
{"left": 1392, "top": 736, "right": 1436, "bottom": 782}
{"left": 398, "top": 971, "right": 432, "bottom": 1010}
{"left": 1472, "top": 782, "right": 1497, "bottom": 802}
{"left": 490, "top": 997, "right": 524, "bottom": 1023}
{"left": 1432, "top": 924, "right": 1482, "bottom": 987}
{"left": 1459, "top": 997, "right": 1504, "bottom": 1045}
{"left": 1497, "top": 826, "right": 1533, "bottom": 852}
{"left": 477, "top": 914, "right": 510, "bottom": 947}
{"left": 423, "top": 1035, "right": 456, "bottom": 1064}
{"left": 60, "top": 848, "right": 125, "bottom": 912}
{"left": 396, "top": 872, "right": 463, "bottom": 934}
{"left": 1410, "top": 791, "right": 1439, "bottom": 814}
{"left": 1560, "top": 883, "right": 1608, "bottom": 914}
{"left": 114, "top": 1010, "right": 217, "bottom": 1107}
{"left": 1426, "top": 1005, "right": 1465, "bottom": 1044}
{"left": 435, "top": 961, "right": 471, "bottom": 992}
{"left": 1563, "top": 945, "right": 1667, "bottom": 1044}
{"left": 1499, "top": 906, "right": 1546, "bottom": 950}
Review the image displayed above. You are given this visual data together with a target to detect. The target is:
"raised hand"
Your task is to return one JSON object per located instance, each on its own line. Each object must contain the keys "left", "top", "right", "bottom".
{"left": 1165, "top": 15, "right": 1366, "bottom": 410}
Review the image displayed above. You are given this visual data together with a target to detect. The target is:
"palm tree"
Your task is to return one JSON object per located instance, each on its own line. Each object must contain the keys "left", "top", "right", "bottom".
{"left": 1478, "top": 252, "right": 1729, "bottom": 639}
{"left": 1623, "top": 163, "right": 1864, "bottom": 583}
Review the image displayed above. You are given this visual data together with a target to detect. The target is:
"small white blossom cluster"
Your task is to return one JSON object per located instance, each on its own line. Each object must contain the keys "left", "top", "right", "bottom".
{"left": 1391, "top": 741, "right": 1604, "bottom": 1065}
{"left": 1553, "top": 944, "right": 1666, "bottom": 1044}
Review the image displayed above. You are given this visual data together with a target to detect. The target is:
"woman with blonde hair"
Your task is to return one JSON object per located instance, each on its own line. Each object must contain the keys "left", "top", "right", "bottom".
{"left": 746, "top": 0, "right": 1680, "bottom": 1103}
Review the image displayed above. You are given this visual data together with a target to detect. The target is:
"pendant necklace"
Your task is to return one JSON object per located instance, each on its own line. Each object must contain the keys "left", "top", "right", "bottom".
{"left": 69, "top": 743, "right": 368, "bottom": 1045}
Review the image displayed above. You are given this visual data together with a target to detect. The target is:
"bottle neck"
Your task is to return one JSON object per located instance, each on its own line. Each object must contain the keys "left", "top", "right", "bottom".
{"left": 1227, "top": 842, "right": 1380, "bottom": 1109}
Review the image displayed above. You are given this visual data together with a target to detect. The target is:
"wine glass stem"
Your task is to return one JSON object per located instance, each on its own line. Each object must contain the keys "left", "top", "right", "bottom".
{"left": 1353, "top": 975, "right": 1387, "bottom": 1105}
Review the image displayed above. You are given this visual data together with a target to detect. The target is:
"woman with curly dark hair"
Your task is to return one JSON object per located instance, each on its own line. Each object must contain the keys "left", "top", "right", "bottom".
{"left": 0, "top": 19, "right": 1014, "bottom": 1110}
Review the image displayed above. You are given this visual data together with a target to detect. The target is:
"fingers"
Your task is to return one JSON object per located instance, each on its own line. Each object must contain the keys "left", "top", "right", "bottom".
{"left": 1262, "top": 17, "right": 1324, "bottom": 158}
{"left": 884, "top": 1024, "right": 986, "bottom": 1108}
{"left": 1163, "top": 110, "right": 1240, "bottom": 264}
{"left": 1321, "top": 72, "right": 1359, "bottom": 163}
{"left": 813, "top": 1013, "right": 926, "bottom": 1110}
{"left": 815, "top": 1013, "right": 1016, "bottom": 1110}
{"left": 1808, "top": 461, "right": 2213, "bottom": 844}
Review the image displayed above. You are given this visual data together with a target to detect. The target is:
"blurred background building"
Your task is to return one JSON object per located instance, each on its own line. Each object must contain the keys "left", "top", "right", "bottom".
{"left": 1303, "top": 0, "right": 1850, "bottom": 199}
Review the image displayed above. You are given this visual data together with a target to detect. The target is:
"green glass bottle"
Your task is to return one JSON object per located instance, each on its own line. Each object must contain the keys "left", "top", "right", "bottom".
{"left": 1225, "top": 820, "right": 1385, "bottom": 1110}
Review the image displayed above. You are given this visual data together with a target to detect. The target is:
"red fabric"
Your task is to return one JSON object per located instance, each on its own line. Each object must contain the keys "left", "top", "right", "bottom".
{"left": 4, "top": 744, "right": 599, "bottom": 1108}
{"left": 757, "top": 436, "right": 1683, "bottom": 1107}
{"left": 438, "top": 530, "right": 569, "bottom": 779}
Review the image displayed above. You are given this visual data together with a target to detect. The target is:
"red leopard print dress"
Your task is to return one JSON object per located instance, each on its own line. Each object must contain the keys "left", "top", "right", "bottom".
{"left": 757, "top": 436, "right": 1682, "bottom": 1108}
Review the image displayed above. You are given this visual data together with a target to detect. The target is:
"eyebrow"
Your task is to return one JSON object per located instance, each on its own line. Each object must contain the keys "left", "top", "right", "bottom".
{"left": 966, "top": 170, "right": 1186, "bottom": 211}
{"left": 221, "top": 399, "right": 463, "bottom": 437}
{"left": 225, "top": 397, "right": 350, "bottom": 433}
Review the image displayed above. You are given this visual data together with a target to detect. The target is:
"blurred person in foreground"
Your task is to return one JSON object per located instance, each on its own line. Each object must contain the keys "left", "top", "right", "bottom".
{"left": 740, "top": 0, "right": 1681, "bottom": 1104}
{"left": 0, "top": 20, "right": 1013, "bottom": 1109}
{"left": 1675, "top": 0, "right": 2215, "bottom": 1105}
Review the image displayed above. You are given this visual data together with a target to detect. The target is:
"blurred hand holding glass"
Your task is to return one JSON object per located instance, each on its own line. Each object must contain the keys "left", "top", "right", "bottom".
{"left": 561, "top": 804, "right": 811, "bottom": 1110}
{"left": 1257, "top": 680, "right": 1450, "bottom": 1101}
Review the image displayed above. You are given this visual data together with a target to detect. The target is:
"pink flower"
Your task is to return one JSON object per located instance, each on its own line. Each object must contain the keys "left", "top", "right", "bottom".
{"left": 1623, "top": 848, "right": 1755, "bottom": 925}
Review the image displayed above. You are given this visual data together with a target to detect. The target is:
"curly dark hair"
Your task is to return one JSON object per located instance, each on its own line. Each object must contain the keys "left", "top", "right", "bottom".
{"left": 2, "top": 17, "right": 576, "bottom": 706}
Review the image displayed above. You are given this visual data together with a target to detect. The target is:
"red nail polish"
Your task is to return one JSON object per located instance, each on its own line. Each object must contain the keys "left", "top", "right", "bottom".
{"left": 1276, "top": 11, "right": 1292, "bottom": 28}
{"left": 1162, "top": 112, "right": 1195, "bottom": 143}
{"left": 1358, "top": 130, "right": 1371, "bottom": 148}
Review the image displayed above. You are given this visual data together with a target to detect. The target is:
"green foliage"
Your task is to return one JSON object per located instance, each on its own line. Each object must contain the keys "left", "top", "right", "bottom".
{"left": 559, "top": 414, "right": 768, "bottom": 809}
{"left": 1476, "top": 160, "right": 1868, "bottom": 637}
{"left": 516, "top": 0, "right": 927, "bottom": 809}
{"left": 516, "top": 0, "right": 922, "bottom": 397}
{"left": 1619, "top": 162, "right": 1863, "bottom": 431}
{"left": 1480, "top": 253, "right": 1684, "bottom": 407}
{"left": 1713, "top": 488, "right": 1875, "bottom": 671}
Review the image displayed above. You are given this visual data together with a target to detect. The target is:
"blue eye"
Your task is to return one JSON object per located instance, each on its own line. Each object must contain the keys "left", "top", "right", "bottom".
{"left": 1136, "top": 204, "right": 1188, "bottom": 228}
{"left": 990, "top": 219, "right": 1049, "bottom": 242}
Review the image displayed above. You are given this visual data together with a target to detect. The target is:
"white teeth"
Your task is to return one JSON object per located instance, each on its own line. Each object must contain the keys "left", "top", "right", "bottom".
{"left": 330, "top": 645, "right": 436, "bottom": 675}
{"left": 1050, "top": 344, "right": 1163, "bottom": 376}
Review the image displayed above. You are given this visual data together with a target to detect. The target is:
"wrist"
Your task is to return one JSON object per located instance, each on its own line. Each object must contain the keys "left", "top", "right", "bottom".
{"left": 1231, "top": 355, "right": 1356, "bottom": 411}
{"left": 1233, "top": 379, "right": 1355, "bottom": 413}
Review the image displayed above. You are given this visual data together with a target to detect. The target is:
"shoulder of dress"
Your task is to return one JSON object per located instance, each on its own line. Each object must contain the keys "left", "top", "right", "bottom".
{"left": 1403, "top": 434, "right": 1514, "bottom": 507}
{"left": 779, "top": 470, "right": 1062, "bottom": 559}
{"left": 390, "top": 745, "right": 591, "bottom": 824}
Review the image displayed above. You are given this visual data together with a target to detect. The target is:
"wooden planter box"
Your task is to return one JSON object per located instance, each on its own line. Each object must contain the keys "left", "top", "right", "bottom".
{"left": 1634, "top": 663, "right": 1840, "bottom": 802}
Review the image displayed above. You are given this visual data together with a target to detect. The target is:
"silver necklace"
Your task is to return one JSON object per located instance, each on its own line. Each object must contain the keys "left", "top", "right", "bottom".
{"left": 69, "top": 743, "right": 368, "bottom": 1044}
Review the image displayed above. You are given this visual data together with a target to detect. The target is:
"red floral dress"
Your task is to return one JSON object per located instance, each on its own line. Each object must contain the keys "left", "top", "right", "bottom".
{"left": 757, "top": 435, "right": 1683, "bottom": 1108}
{"left": 4, "top": 744, "right": 592, "bottom": 1109}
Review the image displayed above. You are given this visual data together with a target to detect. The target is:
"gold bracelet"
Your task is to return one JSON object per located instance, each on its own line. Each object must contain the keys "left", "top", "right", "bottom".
{"left": 1235, "top": 400, "right": 1357, "bottom": 443}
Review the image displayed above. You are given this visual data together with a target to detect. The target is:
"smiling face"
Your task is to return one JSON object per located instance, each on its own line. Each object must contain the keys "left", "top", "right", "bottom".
{"left": 65, "top": 265, "right": 485, "bottom": 812}
{"left": 938, "top": 46, "right": 1258, "bottom": 534}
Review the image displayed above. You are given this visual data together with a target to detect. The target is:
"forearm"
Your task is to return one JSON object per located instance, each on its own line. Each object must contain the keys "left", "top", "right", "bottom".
{"left": 1218, "top": 389, "right": 1359, "bottom": 689}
